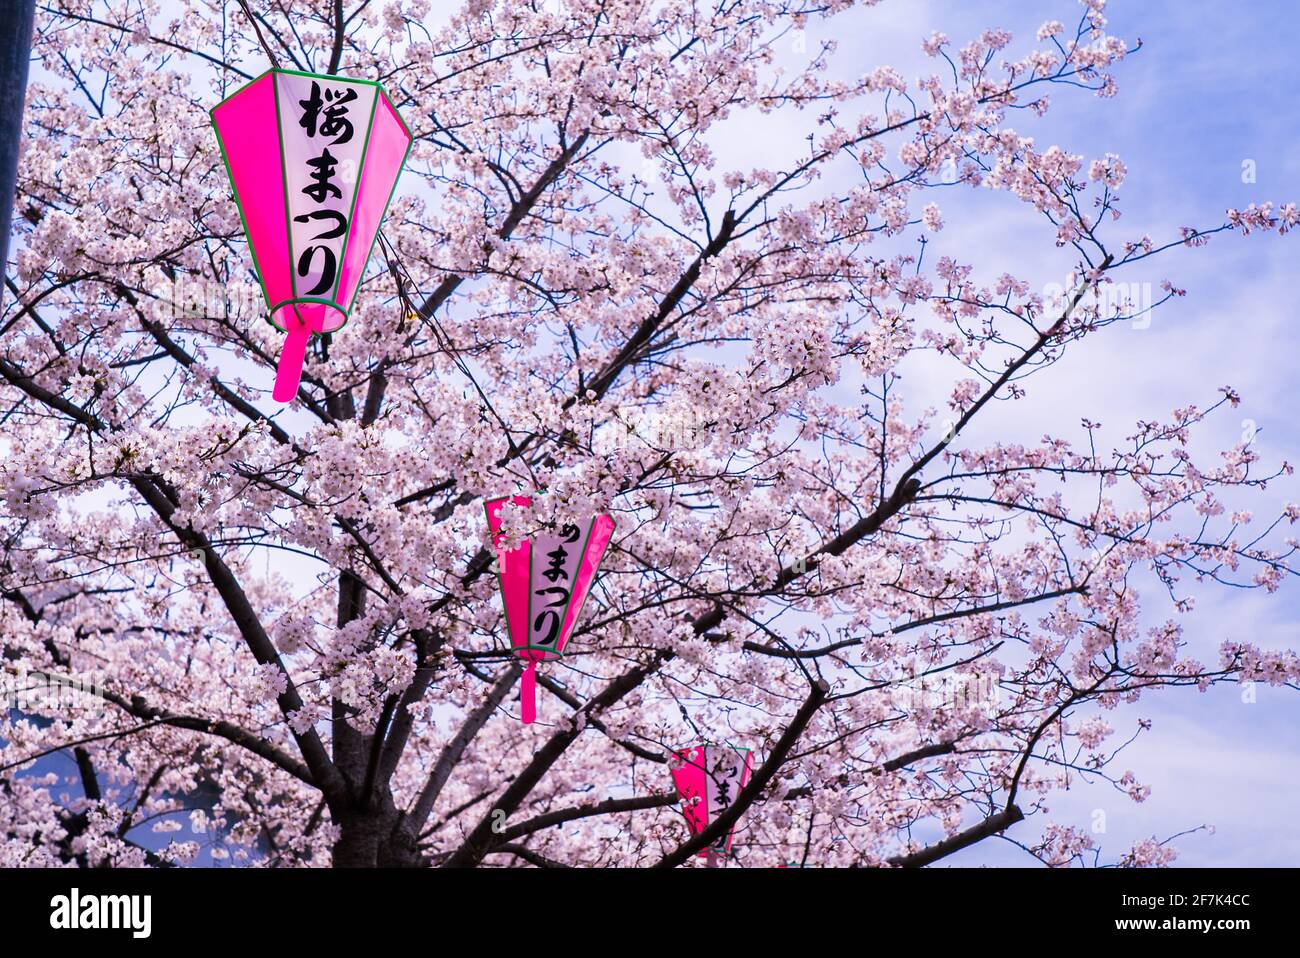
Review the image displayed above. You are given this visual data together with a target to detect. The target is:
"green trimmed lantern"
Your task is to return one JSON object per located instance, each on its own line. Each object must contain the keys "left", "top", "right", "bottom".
{"left": 211, "top": 68, "right": 412, "bottom": 402}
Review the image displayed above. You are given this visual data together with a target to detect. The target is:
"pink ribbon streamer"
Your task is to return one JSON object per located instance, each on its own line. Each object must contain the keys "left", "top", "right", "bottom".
{"left": 520, "top": 659, "right": 538, "bottom": 724}
{"left": 273, "top": 324, "right": 311, "bottom": 403}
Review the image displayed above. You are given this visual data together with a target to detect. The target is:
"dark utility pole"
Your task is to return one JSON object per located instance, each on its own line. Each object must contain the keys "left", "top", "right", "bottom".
{"left": 0, "top": 1, "right": 37, "bottom": 311}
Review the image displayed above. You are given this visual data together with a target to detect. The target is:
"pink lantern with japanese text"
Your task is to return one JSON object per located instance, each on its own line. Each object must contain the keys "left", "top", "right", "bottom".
{"left": 485, "top": 495, "right": 616, "bottom": 724}
{"left": 210, "top": 68, "right": 412, "bottom": 403}
{"left": 671, "top": 744, "right": 754, "bottom": 860}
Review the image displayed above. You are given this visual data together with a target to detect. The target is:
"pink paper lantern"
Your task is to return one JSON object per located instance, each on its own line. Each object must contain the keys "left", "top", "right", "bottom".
{"left": 671, "top": 744, "right": 754, "bottom": 859}
{"left": 210, "top": 68, "right": 412, "bottom": 403}
{"left": 485, "top": 495, "right": 616, "bottom": 724}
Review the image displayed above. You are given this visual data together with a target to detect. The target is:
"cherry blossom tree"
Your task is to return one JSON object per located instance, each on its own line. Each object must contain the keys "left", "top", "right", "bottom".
{"left": 2, "top": 0, "right": 1297, "bottom": 868}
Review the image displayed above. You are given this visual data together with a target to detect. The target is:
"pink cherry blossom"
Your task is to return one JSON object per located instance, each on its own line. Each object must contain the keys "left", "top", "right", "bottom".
{"left": 0, "top": 0, "right": 1295, "bottom": 871}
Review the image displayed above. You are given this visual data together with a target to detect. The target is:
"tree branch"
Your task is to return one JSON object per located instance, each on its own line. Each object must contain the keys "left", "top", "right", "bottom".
{"left": 887, "top": 804, "right": 1024, "bottom": 868}
{"left": 497, "top": 792, "right": 677, "bottom": 844}
{"left": 653, "top": 678, "right": 829, "bottom": 868}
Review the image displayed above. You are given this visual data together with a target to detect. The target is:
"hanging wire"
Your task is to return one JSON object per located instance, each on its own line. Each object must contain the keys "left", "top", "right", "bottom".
{"left": 233, "top": 0, "right": 282, "bottom": 68}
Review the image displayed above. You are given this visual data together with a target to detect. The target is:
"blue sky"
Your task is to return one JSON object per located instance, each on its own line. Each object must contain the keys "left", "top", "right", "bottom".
{"left": 833, "top": 0, "right": 1300, "bottom": 866}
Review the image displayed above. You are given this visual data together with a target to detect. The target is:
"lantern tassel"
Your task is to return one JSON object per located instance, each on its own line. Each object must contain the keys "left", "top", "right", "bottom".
{"left": 520, "top": 659, "right": 537, "bottom": 724}
{"left": 273, "top": 325, "right": 311, "bottom": 403}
